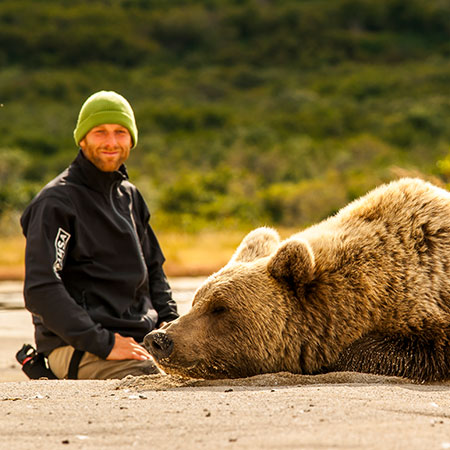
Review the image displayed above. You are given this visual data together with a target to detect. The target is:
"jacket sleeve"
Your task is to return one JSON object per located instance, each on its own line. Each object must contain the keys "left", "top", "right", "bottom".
{"left": 143, "top": 223, "right": 179, "bottom": 326}
{"left": 21, "top": 196, "right": 114, "bottom": 359}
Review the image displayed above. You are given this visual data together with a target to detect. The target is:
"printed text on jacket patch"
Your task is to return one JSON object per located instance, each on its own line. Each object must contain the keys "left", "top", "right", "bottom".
{"left": 53, "top": 227, "right": 71, "bottom": 278}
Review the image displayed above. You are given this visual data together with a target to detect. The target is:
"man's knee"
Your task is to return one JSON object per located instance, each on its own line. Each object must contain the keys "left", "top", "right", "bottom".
{"left": 48, "top": 346, "right": 161, "bottom": 380}
{"left": 48, "top": 346, "right": 74, "bottom": 379}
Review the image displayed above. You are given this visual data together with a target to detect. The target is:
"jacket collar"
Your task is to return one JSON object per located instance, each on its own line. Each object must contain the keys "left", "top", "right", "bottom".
{"left": 68, "top": 150, "right": 129, "bottom": 194}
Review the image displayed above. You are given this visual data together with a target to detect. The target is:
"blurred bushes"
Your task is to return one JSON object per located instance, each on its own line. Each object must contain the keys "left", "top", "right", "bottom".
{"left": 0, "top": 148, "right": 40, "bottom": 233}
{"left": 0, "top": 0, "right": 449, "bottom": 67}
{"left": 0, "top": 0, "right": 450, "bottom": 233}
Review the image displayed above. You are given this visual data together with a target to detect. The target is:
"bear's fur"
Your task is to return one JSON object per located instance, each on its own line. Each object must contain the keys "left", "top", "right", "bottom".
{"left": 145, "top": 178, "right": 450, "bottom": 381}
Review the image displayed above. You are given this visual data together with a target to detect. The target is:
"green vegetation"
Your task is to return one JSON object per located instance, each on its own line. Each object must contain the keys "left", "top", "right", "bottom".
{"left": 1, "top": 0, "right": 449, "bottom": 235}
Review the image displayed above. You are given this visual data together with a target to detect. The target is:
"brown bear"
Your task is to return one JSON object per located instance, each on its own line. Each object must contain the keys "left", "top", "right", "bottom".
{"left": 145, "top": 178, "right": 450, "bottom": 382}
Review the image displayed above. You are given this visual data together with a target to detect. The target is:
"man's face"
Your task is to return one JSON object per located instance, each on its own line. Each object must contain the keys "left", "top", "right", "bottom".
{"left": 79, "top": 124, "right": 132, "bottom": 172}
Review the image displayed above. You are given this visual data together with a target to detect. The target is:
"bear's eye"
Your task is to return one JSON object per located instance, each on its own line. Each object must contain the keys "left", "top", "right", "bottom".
{"left": 211, "top": 305, "right": 227, "bottom": 316}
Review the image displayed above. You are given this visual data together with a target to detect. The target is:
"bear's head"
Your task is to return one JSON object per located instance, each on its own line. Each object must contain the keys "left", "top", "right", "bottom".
{"left": 145, "top": 227, "right": 316, "bottom": 379}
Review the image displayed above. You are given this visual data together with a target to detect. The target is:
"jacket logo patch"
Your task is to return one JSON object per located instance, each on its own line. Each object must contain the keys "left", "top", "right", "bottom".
{"left": 53, "top": 228, "right": 71, "bottom": 278}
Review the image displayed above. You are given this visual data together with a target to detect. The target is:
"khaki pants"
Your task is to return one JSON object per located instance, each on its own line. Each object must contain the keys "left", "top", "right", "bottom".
{"left": 48, "top": 346, "right": 161, "bottom": 380}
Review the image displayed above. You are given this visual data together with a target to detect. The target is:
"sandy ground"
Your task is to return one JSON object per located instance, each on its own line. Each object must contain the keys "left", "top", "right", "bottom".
{"left": 1, "top": 281, "right": 450, "bottom": 449}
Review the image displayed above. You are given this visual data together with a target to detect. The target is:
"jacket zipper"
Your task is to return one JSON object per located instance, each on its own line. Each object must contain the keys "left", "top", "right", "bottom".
{"left": 109, "top": 182, "right": 148, "bottom": 290}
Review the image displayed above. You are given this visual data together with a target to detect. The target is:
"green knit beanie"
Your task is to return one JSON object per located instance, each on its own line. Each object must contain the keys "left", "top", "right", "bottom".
{"left": 73, "top": 91, "right": 138, "bottom": 148}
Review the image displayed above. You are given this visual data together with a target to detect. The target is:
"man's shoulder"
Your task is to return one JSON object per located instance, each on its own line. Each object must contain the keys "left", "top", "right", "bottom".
{"left": 121, "top": 180, "right": 145, "bottom": 201}
{"left": 20, "top": 171, "right": 77, "bottom": 232}
{"left": 24, "top": 166, "right": 88, "bottom": 216}
{"left": 33, "top": 170, "right": 75, "bottom": 202}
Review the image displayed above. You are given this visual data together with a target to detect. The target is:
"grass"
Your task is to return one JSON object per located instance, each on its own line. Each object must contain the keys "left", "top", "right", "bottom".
{"left": 160, "top": 229, "right": 249, "bottom": 277}
{"left": 0, "top": 235, "right": 25, "bottom": 280}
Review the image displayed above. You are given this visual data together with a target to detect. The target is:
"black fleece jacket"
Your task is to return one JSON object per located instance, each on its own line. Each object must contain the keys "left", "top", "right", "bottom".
{"left": 20, "top": 151, "right": 178, "bottom": 358}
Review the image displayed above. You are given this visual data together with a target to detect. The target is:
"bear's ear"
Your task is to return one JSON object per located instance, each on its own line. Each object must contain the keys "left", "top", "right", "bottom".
{"left": 229, "top": 227, "right": 281, "bottom": 264}
{"left": 268, "top": 239, "right": 315, "bottom": 292}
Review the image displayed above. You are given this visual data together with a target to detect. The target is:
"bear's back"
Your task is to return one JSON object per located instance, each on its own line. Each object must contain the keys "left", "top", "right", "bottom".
{"left": 297, "top": 178, "right": 450, "bottom": 317}
{"left": 339, "top": 178, "right": 450, "bottom": 227}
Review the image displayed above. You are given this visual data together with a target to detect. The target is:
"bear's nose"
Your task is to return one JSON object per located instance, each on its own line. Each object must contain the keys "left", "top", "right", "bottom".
{"left": 144, "top": 330, "right": 174, "bottom": 360}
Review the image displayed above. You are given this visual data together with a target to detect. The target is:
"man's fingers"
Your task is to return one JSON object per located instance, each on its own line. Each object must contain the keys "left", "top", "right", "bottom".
{"left": 107, "top": 333, "right": 153, "bottom": 361}
{"left": 122, "top": 339, "right": 151, "bottom": 360}
{"left": 131, "top": 344, "right": 151, "bottom": 360}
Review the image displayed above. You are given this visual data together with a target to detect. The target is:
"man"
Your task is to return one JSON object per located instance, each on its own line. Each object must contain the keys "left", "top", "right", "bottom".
{"left": 20, "top": 90, "right": 178, "bottom": 379}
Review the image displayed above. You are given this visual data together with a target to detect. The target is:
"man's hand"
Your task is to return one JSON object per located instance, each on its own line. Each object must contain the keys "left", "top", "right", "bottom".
{"left": 106, "top": 333, "right": 152, "bottom": 361}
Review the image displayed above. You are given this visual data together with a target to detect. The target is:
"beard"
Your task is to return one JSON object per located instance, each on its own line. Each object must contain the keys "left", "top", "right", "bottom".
{"left": 81, "top": 144, "right": 130, "bottom": 172}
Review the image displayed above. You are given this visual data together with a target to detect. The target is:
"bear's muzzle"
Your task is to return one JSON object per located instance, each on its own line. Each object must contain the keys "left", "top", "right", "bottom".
{"left": 144, "top": 330, "right": 174, "bottom": 361}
